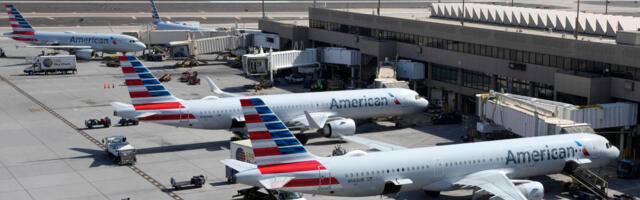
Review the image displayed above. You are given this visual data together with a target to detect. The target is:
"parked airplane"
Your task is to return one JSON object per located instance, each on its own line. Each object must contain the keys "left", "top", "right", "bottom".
{"left": 111, "top": 56, "right": 428, "bottom": 143}
{"left": 222, "top": 97, "right": 620, "bottom": 199}
{"left": 149, "top": 0, "right": 210, "bottom": 31}
{"left": 2, "top": 5, "right": 146, "bottom": 59}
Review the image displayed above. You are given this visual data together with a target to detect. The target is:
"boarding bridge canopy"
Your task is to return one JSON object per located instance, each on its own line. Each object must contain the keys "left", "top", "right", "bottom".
{"left": 431, "top": 3, "right": 640, "bottom": 37}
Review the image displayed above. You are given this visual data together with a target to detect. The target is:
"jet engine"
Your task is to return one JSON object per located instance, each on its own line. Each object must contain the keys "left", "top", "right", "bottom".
{"left": 74, "top": 49, "right": 95, "bottom": 59}
{"left": 322, "top": 118, "right": 356, "bottom": 138}
{"left": 516, "top": 181, "right": 544, "bottom": 200}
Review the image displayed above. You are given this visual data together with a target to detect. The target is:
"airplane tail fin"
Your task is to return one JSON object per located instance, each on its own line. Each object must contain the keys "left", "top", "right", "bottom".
{"left": 149, "top": 0, "right": 162, "bottom": 25}
{"left": 240, "top": 98, "right": 318, "bottom": 167}
{"left": 119, "top": 56, "right": 184, "bottom": 112}
{"left": 5, "top": 5, "right": 36, "bottom": 41}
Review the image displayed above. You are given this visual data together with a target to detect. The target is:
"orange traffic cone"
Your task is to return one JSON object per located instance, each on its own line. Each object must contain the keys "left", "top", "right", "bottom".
{"left": 104, "top": 83, "right": 107, "bottom": 89}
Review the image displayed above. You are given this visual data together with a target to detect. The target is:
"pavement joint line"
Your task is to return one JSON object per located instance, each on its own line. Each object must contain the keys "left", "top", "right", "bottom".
{"left": 0, "top": 75, "right": 184, "bottom": 200}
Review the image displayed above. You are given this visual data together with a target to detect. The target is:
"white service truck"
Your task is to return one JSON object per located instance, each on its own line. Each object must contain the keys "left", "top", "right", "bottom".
{"left": 227, "top": 139, "right": 254, "bottom": 183}
{"left": 102, "top": 136, "right": 136, "bottom": 165}
{"left": 24, "top": 55, "right": 77, "bottom": 75}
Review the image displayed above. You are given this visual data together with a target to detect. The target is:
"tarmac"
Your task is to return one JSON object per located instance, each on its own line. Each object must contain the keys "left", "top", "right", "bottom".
{"left": 0, "top": 28, "right": 639, "bottom": 200}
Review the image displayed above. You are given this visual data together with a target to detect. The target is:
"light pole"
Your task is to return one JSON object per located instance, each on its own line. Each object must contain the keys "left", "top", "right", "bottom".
{"left": 262, "top": 0, "right": 265, "bottom": 19}
{"left": 377, "top": 0, "right": 381, "bottom": 15}
{"left": 512, "top": 0, "right": 514, "bottom": 6}
{"left": 605, "top": 0, "right": 609, "bottom": 14}
{"left": 575, "top": 0, "right": 580, "bottom": 39}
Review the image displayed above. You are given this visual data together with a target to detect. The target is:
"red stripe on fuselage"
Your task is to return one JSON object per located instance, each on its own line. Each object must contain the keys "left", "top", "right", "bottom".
{"left": 244, "top": 114, "right": 262, "bottom": 123}
{"left": 283, "top": 177, "right": 340, "bottom": 187}
{"left": 249, "top": 131, "right": 272, "bottom": 140}
{"left": 138, "top": 114, "right": 195, "bottom": 121}
{"left": 258, "top": 160, "right": 326, "bottom": 174}
{"left": 12, "top": 36, "right": 36, "bottom": 41}
{"left": 240, "top": 99, "right": 253, "bottom": 107}
{"left": 253, "top": 147, "right": 281, "bottom": 157}
{"left": 125, "top": 79, "right": 144, "bottom": 86}
{"left": 12, "top": 31, "right": 34, "bottom": 35}
{"left": 133, "top": 102, "right": 184, "bottom": 110}
{"left": 10, "top": 24, "right": 21, "bottom": 27}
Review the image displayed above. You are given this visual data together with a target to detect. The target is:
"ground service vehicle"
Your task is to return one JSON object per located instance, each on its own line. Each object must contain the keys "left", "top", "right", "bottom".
{"left": 170, "top": 175, "right": 206, "bottom": 190}
{"left": 103, "top": 136, "right": 136, "bottom": 165}
{"left": 118, "top": 118, "right": 139, "bottom": 126}
{"left": 85, "top": 117, "right": 111, "bottom": 129}
{"left": 226, "top": 139, "right": 254, "bottom": 183}
{"left": 24, "top": 55, "right": 77, "bottom": 75}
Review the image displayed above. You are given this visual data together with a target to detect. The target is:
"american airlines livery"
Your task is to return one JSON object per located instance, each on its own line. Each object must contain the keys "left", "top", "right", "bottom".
{"left": 111, "top": 56, "right": 428, "bottom": 143}
{"left": 222, "top": 97, "right": 620, "bottom": 199}
{"left": 149, "top": 0, "right": 211, "bottom": 31}
{"left": 3, "top": 5, "right": 146, "bottom": 59}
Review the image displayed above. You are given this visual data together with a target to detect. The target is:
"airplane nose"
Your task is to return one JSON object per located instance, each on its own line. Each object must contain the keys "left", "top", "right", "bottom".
{"left": 610, "top": 146, "right": 620, "bottom": 159}
{"left": 136, "top": 42, "right": 147, "bottom": 50}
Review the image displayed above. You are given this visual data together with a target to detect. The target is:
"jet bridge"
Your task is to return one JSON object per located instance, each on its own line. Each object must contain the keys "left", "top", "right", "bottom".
{"left": 476, "top": 91, "right": 637, "bottom": 137}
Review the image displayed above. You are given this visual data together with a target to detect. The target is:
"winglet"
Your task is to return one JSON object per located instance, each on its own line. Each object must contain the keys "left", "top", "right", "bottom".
{"left": 206, "top": 76, "right": 242, "bottom": 97}
{"left": 303, "top": 111, "right": 327, "bottom": 129}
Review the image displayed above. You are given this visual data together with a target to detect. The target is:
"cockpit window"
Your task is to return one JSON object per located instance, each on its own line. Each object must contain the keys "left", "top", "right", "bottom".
{"left": 129, "top": 40, "right": 135, "bottom": 43}
{"left": 605, "top": 143, "right": 611, "bottom": 149}
{"left": 415, "top": 95, "right": 421, "bottom": 100}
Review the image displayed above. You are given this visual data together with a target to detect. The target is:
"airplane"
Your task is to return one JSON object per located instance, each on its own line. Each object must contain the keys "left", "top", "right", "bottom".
{"left": 149, "top": 0, "right": 211, "bottom": 31}
{"left": 110, "top": 56, "right": 429, "bottom": 143}
{"left": 2, "top": 5, "right": 146, "bottom": 59}
{"left": 222, "top": 97, "right": 620, "bottom": 199}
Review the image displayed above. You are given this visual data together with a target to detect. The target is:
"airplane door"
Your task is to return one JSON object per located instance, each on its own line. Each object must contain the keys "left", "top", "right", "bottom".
{"left": 318, "top": 166, "right": 332, "bottom": 190}
{"left": 433, "top": 158, "right": 443, "bottom": 178}
{"left": 178, "top": 108, "right": 190, "bottom": 127}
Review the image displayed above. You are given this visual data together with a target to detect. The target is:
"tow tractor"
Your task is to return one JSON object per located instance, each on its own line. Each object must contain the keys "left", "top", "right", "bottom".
{"left": 85, "top": 117, "right": 111, "bottom": 129}
{"left": 180, "top": 71, "right": 200, "bottom": 85}
{"left": 102, "top": 136, "right": 136, "bottom": 165}
{"left": 118, "top": 118, "right": 139, "bottom": 126}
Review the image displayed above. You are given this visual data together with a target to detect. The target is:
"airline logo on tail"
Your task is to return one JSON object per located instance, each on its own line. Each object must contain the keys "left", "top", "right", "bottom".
{"left": 241, "top": 98, "right": 340, "bottom": 187}
{"left": 119, "top": 56, "right": 194, "bottom": 121}
{"left": 149, "top": 0, "right": 161, "bottom": 25}
{"left": 5, "top": 4, "right": 37, "bottom": 41}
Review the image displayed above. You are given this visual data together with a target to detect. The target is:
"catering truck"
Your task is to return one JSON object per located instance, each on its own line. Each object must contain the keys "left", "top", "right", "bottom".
{"left": 24, "top": 55, "right": 77, "bottom": 75}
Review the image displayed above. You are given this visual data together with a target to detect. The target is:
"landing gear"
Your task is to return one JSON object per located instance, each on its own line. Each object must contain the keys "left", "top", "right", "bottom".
{"left": 294, "top": 133, "right": 308, "bottom": 145}
{"left": 424, "top": 190, "right": 440, "bottom": 198}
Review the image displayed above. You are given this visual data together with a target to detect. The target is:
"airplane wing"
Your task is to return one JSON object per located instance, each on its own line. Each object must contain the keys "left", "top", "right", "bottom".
{"left": 339, "top": 135, "right": 408, "bottom": 152}
{"left": 26, "top": 45, "right": 92, "bottom": 49}
{"left": 452, "top": 170, "right": 527, "bottom": 200}
{"left": 205, "top": 76, "right": 244, "bottom": 97}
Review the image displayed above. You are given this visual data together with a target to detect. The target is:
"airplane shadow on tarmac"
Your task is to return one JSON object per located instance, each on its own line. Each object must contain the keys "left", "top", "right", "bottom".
{"left": 25, "top": 147, "right": 120, "bottom": 168}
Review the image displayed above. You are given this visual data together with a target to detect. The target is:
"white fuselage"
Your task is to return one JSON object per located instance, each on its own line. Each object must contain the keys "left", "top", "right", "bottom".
{"left": 155, "top": 22, "right": 210, "bottom": 31}
{"left": 118, "top": 88, "right": 428, "bottom": 130}
{"left": 13, "top": 31, "right": 146, "bottom": 53}
{"left": 236, "top": 133, "right": 619, "bottom": 197}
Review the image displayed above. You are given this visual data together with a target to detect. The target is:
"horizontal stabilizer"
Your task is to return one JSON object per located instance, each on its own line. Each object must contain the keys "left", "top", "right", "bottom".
{"left": 110, "top": 102, "right": 133, "bottom": 110}
{"left": 259, "top": 177, "right": 295, "bottom": 189}
{"left": 340, "top": 135, "right": 408, "bottom": 152}
{"left": 220, "top": 159, "right": 256, "bottom": 172}
{"left": 391, "top": 178, "right": 413, "bottom": 185}
{"left": 135, "top": 112, "right": 158, "bottom": 119}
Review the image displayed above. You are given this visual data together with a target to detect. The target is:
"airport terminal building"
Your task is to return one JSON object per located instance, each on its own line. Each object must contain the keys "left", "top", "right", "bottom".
{"left": 259, "top": 6, "right": 640, "bottom": 154}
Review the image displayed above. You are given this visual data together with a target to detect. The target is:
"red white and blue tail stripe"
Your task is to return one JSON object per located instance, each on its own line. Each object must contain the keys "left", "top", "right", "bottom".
{"left": 120, "top": 56, "right": 194, "bottom": 121}
{"left": 150, "top": 0, "right": 161, "bottom": 25}
{"left": 241, "top": 98, "right": 317, "bottom": 167}
{"left": 5, "top": 5, "right": 36, "bottom": 42}
{"left": 241, "top": 98, "right": 341, "bottom": 188}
